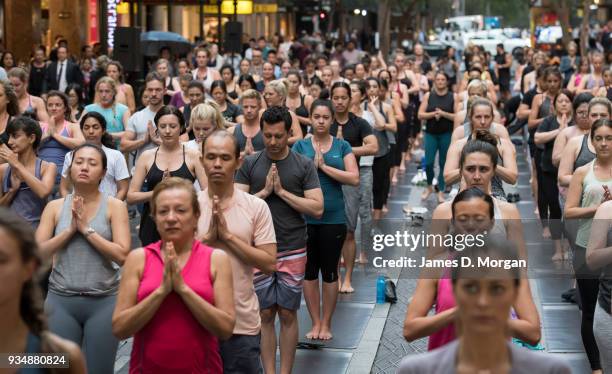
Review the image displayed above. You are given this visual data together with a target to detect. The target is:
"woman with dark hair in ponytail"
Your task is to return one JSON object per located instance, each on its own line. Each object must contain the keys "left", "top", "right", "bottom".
{"left": 0, "top": 207, "right": 86, "bottom": 373}
{"left": 59, "top": 112, "right": 130, "bottom": 200}
{"left": 404, "top": 133, "right": 540, "bottom": 351}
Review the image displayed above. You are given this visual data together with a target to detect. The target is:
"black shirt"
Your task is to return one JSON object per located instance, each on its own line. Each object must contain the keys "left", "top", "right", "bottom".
{"left": 536, "top": 115, "right": 564, "bottom": 173}
{"left": 330, "top": 112, "right": 373, "bottom": 163}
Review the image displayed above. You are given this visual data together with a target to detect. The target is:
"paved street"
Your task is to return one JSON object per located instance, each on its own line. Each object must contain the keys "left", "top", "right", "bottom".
{"left": 115, "top": 140, "right": 589, "bottom": 374}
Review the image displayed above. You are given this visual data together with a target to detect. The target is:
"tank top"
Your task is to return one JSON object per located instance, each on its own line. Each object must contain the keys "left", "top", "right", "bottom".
{"left": 586, "top": 75, "right": 604, "bottom": 90}
{"left": 193, "top": 68, "right": 215, "bottom": 93}
{"left": 49, "top": 193, "right": 117, "bottom": 296}
{"left": 425, "top": 90, "right": 454, "bottom": 134}
{"left": 19, "top": 333, "right": 46, "bottom": 374}
{"left": 139, "top": 146, "right": 195, "bottom": 246}
{"left": 574, "top": 135, "right": 596, "bottom": 171}
{"left": 2, "top": 158, "right": 46, "bottom": 225}
{"left": 130, "top": 240, "right": 222, "bottom": 374}
{"left": 39, "top": 121, "right": 72, "bottom": 184}
{"left": 233, "top": 124, "right": 265, "bottom": 152}
{"left": 576, "top": 161, "right": 612, "bottom": 248}
{"left": 365, "top": 101, "right": 390, "bottom": 158}
{"left": 429, "top": 200, "right": 505, "bottom": 350}
{"left": 598, "top": 228, "right": 612, "bottom": 315}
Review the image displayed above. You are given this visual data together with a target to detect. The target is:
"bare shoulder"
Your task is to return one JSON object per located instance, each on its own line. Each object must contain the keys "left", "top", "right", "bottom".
{"left": 432, "top": 201, "right": 452, "bottom": 219}
{"left": 573, "top": 162, "right": 590, "bottom": 177}
{"left": 498, "top": 200, "right": 520, "bottom": 219}
{"left": 107, "top": 195, "right": 127, "bottom": 210}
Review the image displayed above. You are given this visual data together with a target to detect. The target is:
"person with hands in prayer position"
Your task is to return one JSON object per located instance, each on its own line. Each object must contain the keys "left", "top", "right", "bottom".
{"left": 36, "top": 143, "right": 131, "bottom": 374}
{"left": 235, "top": 106, "right": 323, "bottom": 374}
{"left": 0, "top": 116, "right": 56, "bottom": 227}
{"left": 112, "top": 177, "right": 234, "bottom": 373}
{"left": 198, "top": 129, "right": 277, "bottom": 374}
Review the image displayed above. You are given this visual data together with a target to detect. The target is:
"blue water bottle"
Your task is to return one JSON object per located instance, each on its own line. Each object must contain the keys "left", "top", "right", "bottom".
{"left": 376, "top": 275, "right": 386, "bottom": 304}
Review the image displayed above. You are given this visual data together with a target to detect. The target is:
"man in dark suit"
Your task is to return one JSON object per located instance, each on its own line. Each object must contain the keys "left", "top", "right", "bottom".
{"left": 43, "top": 46, "right": 83, "bottom": 94}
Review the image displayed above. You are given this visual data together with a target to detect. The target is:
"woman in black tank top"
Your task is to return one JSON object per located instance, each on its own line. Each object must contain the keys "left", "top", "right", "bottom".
{"left": 127, "top": 106, "right": 207, "bottom": 246}
{"left": 418, "top": 72, "right": 455, "bottom": 203}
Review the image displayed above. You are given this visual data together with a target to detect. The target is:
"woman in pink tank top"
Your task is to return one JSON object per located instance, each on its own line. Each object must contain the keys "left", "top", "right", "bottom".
{"left": 112, "top": 177, "right": 235, "bottom": 373}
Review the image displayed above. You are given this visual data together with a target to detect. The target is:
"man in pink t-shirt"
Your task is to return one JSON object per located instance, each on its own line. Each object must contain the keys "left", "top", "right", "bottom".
{"left": 198, "top": 130, "right": 277, "bottom": 374}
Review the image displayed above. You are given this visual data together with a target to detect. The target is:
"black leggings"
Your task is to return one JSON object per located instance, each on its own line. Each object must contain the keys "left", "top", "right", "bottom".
{"left": 537, "top": 168, "right": 563, "bottom": 239}
{"left": 305, "top": 224, "right": 347, "bottom": 283}
{"left": 373, "top": 152, "right": 392, "bottom": 209}
{"left": 574, "top": 245, "right": 602, "bottom": 371}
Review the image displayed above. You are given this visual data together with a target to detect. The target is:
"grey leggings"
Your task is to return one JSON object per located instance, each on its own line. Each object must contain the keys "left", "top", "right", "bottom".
{"left": 45, "top": 292, "right": 118, "bottom": 374}
{"left": 594, "top": 301, "right": 612, "bottom": 373}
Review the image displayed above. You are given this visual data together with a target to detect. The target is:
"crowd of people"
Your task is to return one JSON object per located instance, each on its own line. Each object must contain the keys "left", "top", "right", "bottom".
{"left": 1, "top": 28, "right": 612, "bottom": 374}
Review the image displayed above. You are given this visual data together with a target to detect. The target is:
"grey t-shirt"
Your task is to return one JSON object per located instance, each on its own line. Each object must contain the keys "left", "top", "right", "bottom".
{"left": 127, "top": 106, "right": 157, "bottom": 167}
{"left": 398, "top": 340, "right": 571, "bottom": 374}
{"left": 235, "top": 149, "right": 320, "bottom": 252}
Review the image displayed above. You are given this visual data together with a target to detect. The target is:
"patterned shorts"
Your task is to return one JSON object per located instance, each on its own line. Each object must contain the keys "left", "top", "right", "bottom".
{"left": 253, "top": 248, "right": 307, "bottom": 311}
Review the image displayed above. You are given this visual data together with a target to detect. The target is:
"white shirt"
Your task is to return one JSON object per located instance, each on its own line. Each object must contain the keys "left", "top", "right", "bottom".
{"left": 127, "top": 106, "right": 157, "bottom": 167}
{"left": 56, "top": 60, "right": 68, "bottom": 92}
{"left": 62, "top": 145, "right": 130, "bottom": 197}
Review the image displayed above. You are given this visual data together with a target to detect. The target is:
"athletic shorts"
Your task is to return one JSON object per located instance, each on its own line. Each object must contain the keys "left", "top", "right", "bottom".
{"left": 220, "top": 334, "right": 262, "bottom": 374}
{"left": 253, "top": 248, "right": 307, "bottom": 311}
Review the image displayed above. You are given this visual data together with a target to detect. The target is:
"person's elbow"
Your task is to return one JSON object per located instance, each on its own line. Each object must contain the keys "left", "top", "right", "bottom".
{"left": 348, "top": 172, "right": 360, "bottom": 187}
{"left": 126, "top": 191, "right": 138, "bottom": 205}
{"left": 216, "top": 315, "right": 236, "bottom": 340}
{"left": 111, "top": 315, "right": 133, "bottom": 341}
{"left": 505, "top": 170, "right": 518, "bottom": 185}
{"left": 312, "top": 200, "right": 324, "bottom": 219}
{"left": 521, "top": 325, "right": 541, "bottom": 346}
{"left": 402, "top": 321, "right": 420, "bottom": 342}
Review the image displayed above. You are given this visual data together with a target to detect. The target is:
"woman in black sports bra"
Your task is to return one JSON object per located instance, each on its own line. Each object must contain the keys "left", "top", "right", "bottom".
{"left": 285, "top": 70, "right": 312, "bottom": 135}
{"left": 0, "top": 79, "right": 19, "bottom": 145}
{"left": 127, "top": 106, "right": 207, "bottom": 246}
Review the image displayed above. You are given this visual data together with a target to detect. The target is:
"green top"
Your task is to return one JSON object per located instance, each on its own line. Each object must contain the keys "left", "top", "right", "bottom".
{"left": 576, "top": 161, "right": 612, "bottom": 247}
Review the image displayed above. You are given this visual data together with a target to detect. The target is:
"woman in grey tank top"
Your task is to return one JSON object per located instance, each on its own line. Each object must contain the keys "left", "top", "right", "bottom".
{"left": 36, "top": 143, "right": 131, "bottom": 374}
{"left": 0, "top": 116, "right": 56, "bottom": 228}
{"left": 588, "top": 200, "right": 612, "bottom": 373}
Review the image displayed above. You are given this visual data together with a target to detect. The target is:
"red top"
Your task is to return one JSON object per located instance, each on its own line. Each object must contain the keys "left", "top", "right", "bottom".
{"left": 130, "top": 240, "right": 222, "bottom": 374}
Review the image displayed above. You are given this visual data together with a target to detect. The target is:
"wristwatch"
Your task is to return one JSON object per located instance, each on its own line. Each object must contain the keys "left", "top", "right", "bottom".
{"left": 84, "top": 226, "right": 96, "bottom": 237}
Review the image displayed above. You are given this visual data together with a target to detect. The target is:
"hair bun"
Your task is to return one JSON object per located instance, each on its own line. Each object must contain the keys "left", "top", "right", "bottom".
{"left": 474, "top": 129, "right": 498, "bottom": 146}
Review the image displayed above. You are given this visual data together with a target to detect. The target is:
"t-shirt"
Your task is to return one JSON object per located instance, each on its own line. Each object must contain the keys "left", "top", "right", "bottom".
{"left": 61, "top": 145, "right": 130, "bottom": 197}
{"left": 398, "top": 340, "right": 571, "bottom": 374}
{"left": 536, "top": 116, "right": 565, "bottom": 173}
{"left": 85, "top": 103, "right": 129, "bottom": 135}
{"left": 293, "top": 137, "right": 352, "bottom": 224}
{"left": 235, "top": 150, "right": 320, "bottom": 252}
{"left": 197, "top": 188, "right": 276, "bottom": 335}
{"left": 127, "top": 106, "right": 157, "bottom": 165}
{"left": 222, "top": 101, "right": 243, "bottom": 124}
{"left": 330, "top": 112, "right": 372, "bottom": 164}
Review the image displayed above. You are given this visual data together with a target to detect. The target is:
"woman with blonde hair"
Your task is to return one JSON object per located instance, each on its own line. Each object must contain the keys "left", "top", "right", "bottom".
{"left": 156, "top": 58, "right": 180, "bottom": 105}
{"left": 262, "top": 79, "right": 304, "bottom": 144}
{"left": 7, "top": 67, "right": 48, "bottom": 122}
{"left": 83, "top": 77, "right": 130, "bottom": 143}
{"left": 183, "top": 101, "right": 226, "bottom": 152}
{"left": 106, "top": 61, "right": 136, "bottom": 113}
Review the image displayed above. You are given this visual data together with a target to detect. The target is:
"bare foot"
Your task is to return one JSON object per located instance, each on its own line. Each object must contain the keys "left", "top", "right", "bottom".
{"left": 392, "top": 176, "right": 398, "bottom": 185}
{"left": 318, "top": 326, "right": 333, "bottom": 340}
{"left": 542, "top": 227, "right": 551, "bottom": 239}
{"left": 552, "top": 252, "right": 564, "bottom": 261}
{"left": 382, "top": 205, "right": 389, "bottom": 214}
{"left": 358, "top": 252, "right": 368, "bottom": 264}
{"left": 305, "top": 325, "right": 321, "bottom": 340}
{"left": 340, "top": 281, "right": 354, "bottom": 293}
{"left": 421, "top": 188, "right": 432, "bottom": 200}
